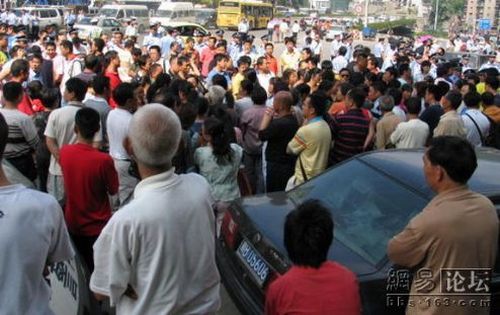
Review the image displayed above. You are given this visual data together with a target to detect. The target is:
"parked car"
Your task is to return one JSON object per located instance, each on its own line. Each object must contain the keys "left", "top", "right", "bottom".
{"left": 73, "top": 17, "right": 124, "bottom": 39}
{"left": 160, "top": 22, "right": 209, "bottom": 42}
{"left": 13, "top": 6, "right": 64, "bottom": 29}
{"left": 97, "top": 4, "right": 149, "bottom": 34}
{"left": 217, "top": 149, "right": 500, "bottom": 315}
{"left": 362, "top": 26, "right": 377, "bottom": 40}
{"left": 325, "top": 25, "right": 344, "bottom": 41}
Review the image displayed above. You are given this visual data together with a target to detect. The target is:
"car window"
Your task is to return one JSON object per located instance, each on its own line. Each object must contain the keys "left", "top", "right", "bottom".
{"left": 49, "top": 10, "right": 58, "bottom": 17}
{"left": 103, "top": 19, "right": 112, "bottom": 27}
{"left": 288, "top": 159, "right": 428, "bottom": 266}
{"left": 182, "top": 26, "right": 195, "bottom": 36}
{"left": 109, "top": 19, "right": 120, "bottom": 27}
{"left": 39, "top": 10, "right": 50, "bottom": 18}
{"left": 116, "top": 10, "right": 124, "bottom": 19}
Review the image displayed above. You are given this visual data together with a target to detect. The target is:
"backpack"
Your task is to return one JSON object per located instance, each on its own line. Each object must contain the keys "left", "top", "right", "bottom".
{"left": 485, "top": 116, "right": 500, "bottom": 149}
{"left": 68, "top": 58, "right": 84, "bottom": 78}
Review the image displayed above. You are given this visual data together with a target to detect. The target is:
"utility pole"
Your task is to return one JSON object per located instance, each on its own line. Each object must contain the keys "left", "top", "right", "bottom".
{"left": 364, "top": 0, "right": 369, "bottom": 27}
{"left": 433, "top": 0, "right": 439, "bottom": 31}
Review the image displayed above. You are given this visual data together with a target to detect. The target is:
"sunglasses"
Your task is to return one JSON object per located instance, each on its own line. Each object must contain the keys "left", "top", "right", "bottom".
{"left": 341, "top": 74, "right": 350, "bottom": 77}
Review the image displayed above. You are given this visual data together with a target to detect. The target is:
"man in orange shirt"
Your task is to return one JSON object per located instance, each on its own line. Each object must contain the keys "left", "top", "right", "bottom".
{"left": 264, "top": 43, "right": 278, "bottom": 75}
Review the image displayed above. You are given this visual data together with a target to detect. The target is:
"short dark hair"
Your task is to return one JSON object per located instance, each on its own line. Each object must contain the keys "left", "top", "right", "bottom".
{"left": 65, "top": 78, "right": 88, "bottom": 102}
{"left": 240, "top": 79, "right": 253, "bottom": 96}
{"left": 481, "top": 92, "right": 495, "bottom": 107}
{"left": 307, "top": 92, "right": 327, "bottom": 117}
{"left": 463, "top": 91, "right": 481, "bottom": 108}
{"left": 60, "top": 39, "right": 73, "bottom": 51}
{"left": 40, "top": 88, "right": 60, "bottom": 109}
{"left": 75, "top": 107, "right": 100, "bottom": 139}
{"left": 427, "top": 136, "right": 477, "bottom": 184}
{"left": 251, "top": 86, "right": 267, "bottom": 105}
{"left": 338, "top": 46, "right": 347, "bottom": 56}
{"left": 0, "top": 113, "right": 7, "bottom": 159}
{"left": 426, "top": 84, "right": 442, "bottom": 101}
{"left": 214, "top": 53, "right": 229, "bottom": 64}
{"left": 10, "top": 59, "right": 29, "bottom": 77}
{"left": 347, "top": 87, "right": 366, "bottom": 109}
{"left": 436, "top": 81, "right": 450, "bottom": 96}
{"left": 485, "top": 76, "right": 499, "bottom": 90}
{"left": 339, "top": 82, "right": 354, "bottom": 96}
{"left": 92, "top": 38, "right": 105, "bottom": 52}
{"left": 113, "top": 83, "right": 135, "bottom": 107}
{"left": 371, "top": 81, "right": 387, "bottom": 95}
{"left": 386, "top": 88, "right": 402, "bottom": 105}
{"left": 91, "top": 75, "right": 110, "bottom": 96}
{"left": 406, "top": 97, "right": 421, "bottom": 115}
{"left": 237, "top": 56, "right": 251, "bottom": 67}
{"left": 148, "top": 45, "right": 161, "bottom": 54}
{"left": 284, "top": 199, "right": 334, "bottom": 268}
{"left": 84, "top": 54, "right": 100, "bottom": 71}
{"left": 444, "top": 91, "right": 462, "bottom": 110}
{"left": 2, "top": 81, "right": 23, "bottom": 103}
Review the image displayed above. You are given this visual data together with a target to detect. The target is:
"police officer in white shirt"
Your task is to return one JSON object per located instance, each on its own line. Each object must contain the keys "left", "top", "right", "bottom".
{"left": 91, "top": 104, "right": 221, "bottom": 315}
{"left": 462, "top": 91, "right": 491, "bottom": 147}
{"left": 125, "top": 18, "right": 138, "bottom": 38}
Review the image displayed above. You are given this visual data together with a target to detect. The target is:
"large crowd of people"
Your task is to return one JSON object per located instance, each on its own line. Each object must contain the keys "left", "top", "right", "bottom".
{"left": 0, "top": 13, "right": 499, "bottom": 315}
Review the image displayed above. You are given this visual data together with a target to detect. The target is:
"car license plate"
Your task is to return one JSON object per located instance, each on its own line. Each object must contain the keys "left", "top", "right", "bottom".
{"left": 236, "top": 240, "right": 269, "bottom": 286}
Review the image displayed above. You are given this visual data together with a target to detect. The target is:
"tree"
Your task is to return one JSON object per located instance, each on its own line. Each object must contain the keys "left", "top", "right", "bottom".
{"left": 428, "top": 0, "right": 465, "bottom": 30}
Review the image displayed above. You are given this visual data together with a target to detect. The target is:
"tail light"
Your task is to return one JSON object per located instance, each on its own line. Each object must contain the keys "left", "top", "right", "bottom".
{"left": 221, "top": 210, "right": 239, "bottom": 250}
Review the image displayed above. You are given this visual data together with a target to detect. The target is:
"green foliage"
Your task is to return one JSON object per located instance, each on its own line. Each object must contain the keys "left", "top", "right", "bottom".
{"left": 428, "top": 0, "right": 465, "bottom": 29}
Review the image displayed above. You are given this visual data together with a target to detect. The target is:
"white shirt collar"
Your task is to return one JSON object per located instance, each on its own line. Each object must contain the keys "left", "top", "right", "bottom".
{"left": 134, "top": 168, "right": 178, "bottom": 199}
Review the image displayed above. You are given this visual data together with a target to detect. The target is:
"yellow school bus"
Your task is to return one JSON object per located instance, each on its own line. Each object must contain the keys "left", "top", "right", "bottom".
{"left": 217, "top": 0, "right": 273, "bottom": 30}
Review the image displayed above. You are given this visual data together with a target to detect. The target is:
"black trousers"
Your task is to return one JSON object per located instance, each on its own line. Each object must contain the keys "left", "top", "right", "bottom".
{"left": 266, "top": 161, "right": 295, "bottom": 193}
{"left": 70, "top": 234, "right": 98, "bottom": 273}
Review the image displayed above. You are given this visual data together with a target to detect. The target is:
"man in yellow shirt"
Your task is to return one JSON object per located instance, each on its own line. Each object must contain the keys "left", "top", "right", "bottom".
{"left": 287, "top": 92, "right": 331, "bottom": 189}
{"left": 279, "top": 37, "right": 301, "bottom": 74}
{"left": 232, "top": 56, "right": 251, "bottom": 98}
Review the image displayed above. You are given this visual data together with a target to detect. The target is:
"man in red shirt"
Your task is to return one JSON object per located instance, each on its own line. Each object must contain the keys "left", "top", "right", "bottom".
{"left": 104, "top": 51, "right": 122, "bottom": 109}
{"left": 200, "top": 36, "right": 217, "bottom": 78}
{"left": 265, "top": 200, "right": 361, "bottom": 315}
{"left": 60, "top": 107, "right": 118, "bottom": 271}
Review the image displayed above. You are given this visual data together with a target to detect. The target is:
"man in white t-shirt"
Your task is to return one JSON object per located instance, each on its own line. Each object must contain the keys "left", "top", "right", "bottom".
{"left": 106, "top": 83, "right": 138, "bottom": 208}
{"left": 462, "top": 91, "right": 491, "bottom": 147}
{"left": 90, "top": 104, "right": 220, "bottom": 315}
{"left": 0, "top": 112, "right": 74, "bottom": 314}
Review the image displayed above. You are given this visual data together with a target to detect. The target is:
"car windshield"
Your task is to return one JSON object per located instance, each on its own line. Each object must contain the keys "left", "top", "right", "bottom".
{"left": 287, "top": 159, "right": 428, "bottom": 266}
{"left": 99, "top": 9, "right": 117, "bottom": 17}
{"left": 195, "top": 11, "right": 213, "bottom": 18}
{"left": 77, "top": 17, "right": 93, "bottom": 25}
{"left": 156, "top": 10, "right": 173, "bottom": 18}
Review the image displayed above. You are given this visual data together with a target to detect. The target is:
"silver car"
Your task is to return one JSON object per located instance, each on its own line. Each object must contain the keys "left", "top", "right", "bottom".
{"left": 74, "top": 17, "right": 124, "bottom": 40}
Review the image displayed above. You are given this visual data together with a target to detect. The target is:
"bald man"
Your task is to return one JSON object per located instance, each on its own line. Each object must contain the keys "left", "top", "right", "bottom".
{"left": 259, "top": 91, "right": 300, "bottom": 192}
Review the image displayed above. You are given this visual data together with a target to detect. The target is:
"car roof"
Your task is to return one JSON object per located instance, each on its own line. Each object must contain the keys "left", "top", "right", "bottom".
{"left": 358, "top": 148, "right": 500, "bottom": 199}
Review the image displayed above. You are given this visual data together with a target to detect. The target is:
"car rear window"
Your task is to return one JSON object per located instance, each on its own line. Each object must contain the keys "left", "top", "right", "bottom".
{"left": 288, "top": 159, "right": 428, "bottom": 266}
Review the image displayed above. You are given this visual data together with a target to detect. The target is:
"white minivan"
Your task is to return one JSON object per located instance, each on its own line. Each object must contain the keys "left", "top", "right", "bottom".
{"left": 98, "top": 5, "right": 149, "bottom": 33}
{"left": 13, "top": 7, "right": 64, "bottom": 29}
{"left": 150, "top": 2, "right": 195, "bottom": 25}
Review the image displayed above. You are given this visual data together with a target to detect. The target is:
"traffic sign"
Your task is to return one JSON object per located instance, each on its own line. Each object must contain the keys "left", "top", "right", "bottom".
{"left": 478, "top": 19, "right": 492, "bottom": 30}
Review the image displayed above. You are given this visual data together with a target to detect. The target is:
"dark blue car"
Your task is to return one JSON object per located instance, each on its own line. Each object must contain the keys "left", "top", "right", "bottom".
{"left": 217, "top": 149, "right": 500, "bottom": 315}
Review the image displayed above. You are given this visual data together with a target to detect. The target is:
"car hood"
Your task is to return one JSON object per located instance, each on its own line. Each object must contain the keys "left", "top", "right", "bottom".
{"left": 236, "top": 193, "right": 380, "bottom": 276}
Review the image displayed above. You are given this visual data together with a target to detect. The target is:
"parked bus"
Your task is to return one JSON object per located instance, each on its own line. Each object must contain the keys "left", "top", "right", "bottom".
{"left": 217, "top": 0, "right": 273, "bottom": 30}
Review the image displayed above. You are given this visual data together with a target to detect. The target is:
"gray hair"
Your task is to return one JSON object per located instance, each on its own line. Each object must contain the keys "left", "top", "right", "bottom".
{"left": 206, "top": 85, "right": 226, "bottom": 106}
{"left": 128, "top": 104, "right": 181, "bottom": 168}
{"left": 379, "top": 95, "right": 395, "bottom": 112}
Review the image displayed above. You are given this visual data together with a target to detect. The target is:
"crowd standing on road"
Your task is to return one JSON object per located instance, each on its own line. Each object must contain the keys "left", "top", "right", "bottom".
{"left": 0, "top": 14, "right": 499, "bottom": 315}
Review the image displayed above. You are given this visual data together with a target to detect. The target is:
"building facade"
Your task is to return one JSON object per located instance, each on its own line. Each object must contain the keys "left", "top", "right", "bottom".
{"left": 465, "top": 0, "right": 499, "bottom": 30}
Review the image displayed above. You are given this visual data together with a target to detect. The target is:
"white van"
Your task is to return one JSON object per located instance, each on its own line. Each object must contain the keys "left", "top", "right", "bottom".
{"left": 98, "top": 5, "right": 149, "bottom": 33}
{"left": 150, "top": 2, "right": 195, "bottom": 25}
{"left": 13, "top": 7, "right": 64, "bottom": 29}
